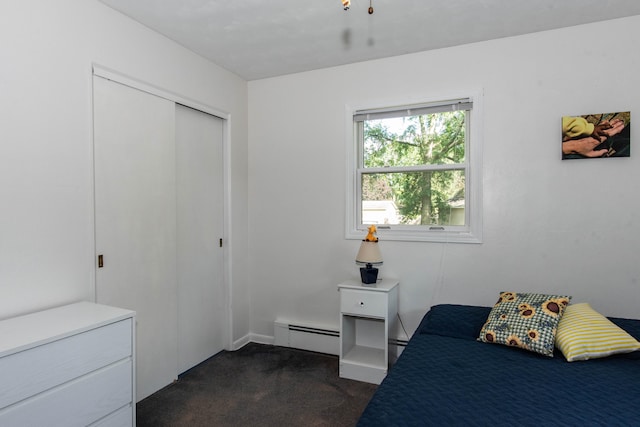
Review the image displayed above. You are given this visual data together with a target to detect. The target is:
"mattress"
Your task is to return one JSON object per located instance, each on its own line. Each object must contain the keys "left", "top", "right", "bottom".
{"left": 357, "top": 304, "right": 640, "bottom": 427}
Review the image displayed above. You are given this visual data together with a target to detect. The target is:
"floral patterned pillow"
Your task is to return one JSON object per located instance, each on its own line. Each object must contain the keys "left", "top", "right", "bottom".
{"left": 478, "top": 292, "right": 571, "bottom": 357}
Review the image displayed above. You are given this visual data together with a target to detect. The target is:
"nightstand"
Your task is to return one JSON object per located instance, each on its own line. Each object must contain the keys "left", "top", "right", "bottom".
{"left": 338, "top": 279, "right": 398, "bottom": 384}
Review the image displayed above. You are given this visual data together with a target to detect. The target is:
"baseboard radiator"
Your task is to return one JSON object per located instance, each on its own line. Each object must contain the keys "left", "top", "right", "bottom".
{"left": 274, "top": 320, "right": 340, "bottom": 355}
{"left": 274, "top": 320, "right": 408, "bottom": 357}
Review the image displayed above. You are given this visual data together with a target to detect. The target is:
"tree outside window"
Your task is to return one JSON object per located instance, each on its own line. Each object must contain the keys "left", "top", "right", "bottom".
{"left": 361, "top": 110, "right": 466, "bottom": 226}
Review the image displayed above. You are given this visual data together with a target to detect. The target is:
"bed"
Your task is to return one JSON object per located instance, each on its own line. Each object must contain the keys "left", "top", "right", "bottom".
{"left": 357, "top": 303, "right": 640, "bottom": 426}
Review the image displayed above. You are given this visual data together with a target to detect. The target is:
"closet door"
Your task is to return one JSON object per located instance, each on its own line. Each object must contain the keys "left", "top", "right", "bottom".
{"left": 175, "top": 104, "right": 225, "bottom": 373}
{"left": 93, "top": 75, "right": 178, "bottom": 401}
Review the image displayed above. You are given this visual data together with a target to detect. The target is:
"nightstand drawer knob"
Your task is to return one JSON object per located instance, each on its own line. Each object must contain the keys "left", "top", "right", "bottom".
{"left": 359, "top": 301, "right": 365, "bottom": 306}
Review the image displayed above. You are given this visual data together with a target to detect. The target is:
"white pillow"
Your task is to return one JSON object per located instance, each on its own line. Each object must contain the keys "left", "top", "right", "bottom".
{"left": 555, "top": 303, "right": 640, "bottom": 362}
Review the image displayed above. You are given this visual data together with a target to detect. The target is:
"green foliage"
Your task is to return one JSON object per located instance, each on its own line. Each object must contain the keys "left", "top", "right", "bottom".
{"left": 362, "top": 111, "right": 466, "bottom": 225}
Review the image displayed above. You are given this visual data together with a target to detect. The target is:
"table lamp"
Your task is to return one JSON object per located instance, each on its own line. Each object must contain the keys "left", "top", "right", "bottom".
{"left": 356, "top": 225, "right": 383, "bottom": 285}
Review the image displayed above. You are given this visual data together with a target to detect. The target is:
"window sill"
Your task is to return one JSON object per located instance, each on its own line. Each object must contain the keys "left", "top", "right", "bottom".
{"left": 346, "top": 228, "right": 482, "bottom": 243}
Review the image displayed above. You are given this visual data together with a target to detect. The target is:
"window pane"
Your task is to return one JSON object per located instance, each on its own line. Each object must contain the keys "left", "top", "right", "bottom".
{"left": 361, "top": 170, "right": 465, "bottom": 226}
{"left": 363, "top": 110, "right": 466, "bottom": 168}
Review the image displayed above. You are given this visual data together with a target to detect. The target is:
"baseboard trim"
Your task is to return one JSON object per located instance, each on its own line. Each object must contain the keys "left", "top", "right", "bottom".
{"left": 233, "top": 333, "right": 274, "bottom": 350}
{"left": 232, "top": 334, "right": 251, "bottom": 350}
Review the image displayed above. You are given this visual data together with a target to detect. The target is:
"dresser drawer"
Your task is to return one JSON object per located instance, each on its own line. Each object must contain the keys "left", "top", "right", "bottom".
{"left": 340, "top": 289, "right": 387, "bottom": 317}
{"left": 0, "top": 318, "right": 132, "bottom": 409}
{"left": 89, "top": 404, "right": 133, "bottom": 427}
{"left": 0, "top": 359, "right": 132, "bottom": 427}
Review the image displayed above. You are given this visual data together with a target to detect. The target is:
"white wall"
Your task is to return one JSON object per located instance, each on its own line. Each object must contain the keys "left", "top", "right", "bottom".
{"left": 248, "top": 16, "right": 640, "bottom": 341}
{"left": 2, "top": 1, "right": 638, "bottom": 349}
{"left": 0, "top": 0, "right": 250, "bottom": 344}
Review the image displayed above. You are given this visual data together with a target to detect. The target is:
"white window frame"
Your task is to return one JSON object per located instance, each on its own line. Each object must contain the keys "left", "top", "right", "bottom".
{"left": 345, "top": 90, "right": 483, "bottom": 243}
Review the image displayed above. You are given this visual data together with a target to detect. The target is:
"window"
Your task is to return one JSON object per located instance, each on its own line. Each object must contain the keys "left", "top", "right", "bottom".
{"left": 346, "top": 93, "right": 482, "bottom": 243}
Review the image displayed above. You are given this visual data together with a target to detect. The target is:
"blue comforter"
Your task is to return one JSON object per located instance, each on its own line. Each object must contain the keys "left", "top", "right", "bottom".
{"left": 358, "top": 304, "right": 640, "bottom": 426}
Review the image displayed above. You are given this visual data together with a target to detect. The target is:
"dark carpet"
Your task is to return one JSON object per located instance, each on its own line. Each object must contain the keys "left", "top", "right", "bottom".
{"left": 136, "top": 343, "right": 377, "bottom": 427}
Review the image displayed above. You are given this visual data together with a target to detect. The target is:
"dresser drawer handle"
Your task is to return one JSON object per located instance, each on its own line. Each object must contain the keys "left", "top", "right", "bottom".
{"left": 359, "top": 301, "right": 364, "bottom": 306}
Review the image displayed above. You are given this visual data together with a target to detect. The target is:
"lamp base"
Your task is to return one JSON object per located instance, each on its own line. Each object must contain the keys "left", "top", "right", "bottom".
{"left": 360, "top": 265, "right": 379, "bottom": 285}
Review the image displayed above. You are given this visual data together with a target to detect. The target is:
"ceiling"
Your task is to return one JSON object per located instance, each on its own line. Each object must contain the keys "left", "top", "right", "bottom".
{"left": 98, "top": 0, "right": 640, "bottom": 81}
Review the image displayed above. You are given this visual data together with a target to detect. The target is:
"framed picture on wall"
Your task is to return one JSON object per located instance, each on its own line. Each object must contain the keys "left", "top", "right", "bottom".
{"left": 561, "top": 112, "right": 630, "bottom": 159}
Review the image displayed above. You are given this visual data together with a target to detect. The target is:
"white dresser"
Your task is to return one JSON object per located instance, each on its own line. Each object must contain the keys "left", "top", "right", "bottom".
{"left": 0, "top": 302, "right": 136, "bottom": 427}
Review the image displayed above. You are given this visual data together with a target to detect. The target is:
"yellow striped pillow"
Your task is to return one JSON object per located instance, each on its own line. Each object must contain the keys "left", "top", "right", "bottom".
{"left": 556, "top": 303, "right": 640, "bottom": 362}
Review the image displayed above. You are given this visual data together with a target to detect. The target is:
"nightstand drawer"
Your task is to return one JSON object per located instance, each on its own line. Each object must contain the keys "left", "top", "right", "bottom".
{"left": 340, "top": 289, "right": 387, "bottom": 317}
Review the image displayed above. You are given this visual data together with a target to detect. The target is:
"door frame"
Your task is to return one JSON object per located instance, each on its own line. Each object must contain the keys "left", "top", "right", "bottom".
{"left": 91, "top": 63, "right": 233, "bottom": 351}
